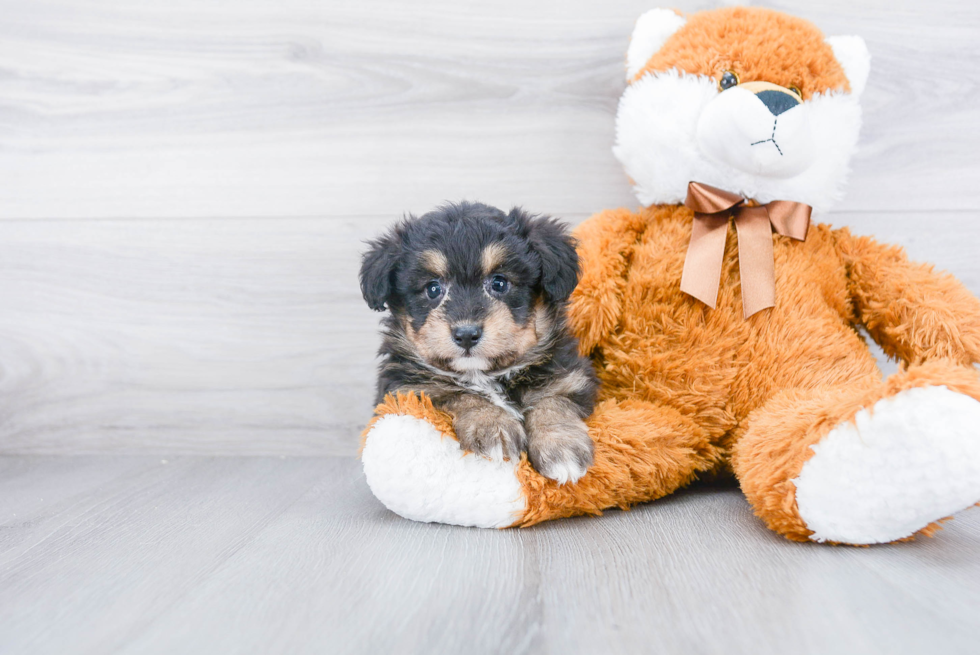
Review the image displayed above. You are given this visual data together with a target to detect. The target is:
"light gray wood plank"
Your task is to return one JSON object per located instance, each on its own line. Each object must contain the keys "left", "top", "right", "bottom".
{"left": 0, "top": 456, "right": 163, "bottom": 562}
{"left": 0, "top": 217, "right": 387, "bottom": 455}
{"left": 0, "top": 455, "right": 328, "bottom": 655}
{"left": 0, "top": 0, "right": 977, "bottom": 219}
{"left": 1, "top": 455, "right": 977, "bottom": 655}
{"left": 0, "top": 0, "right": 977, "bottom": 456}
{"left": 0, "top": 210, "right": 977, "bottom": 455}
{"left": 528, "top": 490, "right": 980, "bottom": 655}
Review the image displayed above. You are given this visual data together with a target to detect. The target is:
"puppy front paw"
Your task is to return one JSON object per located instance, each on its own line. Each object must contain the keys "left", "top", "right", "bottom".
{"left": 527, "top": 414, "right": 594, "bottom": 485}
{"left": 453, "top": 403, "right": 527, "bottom": 462}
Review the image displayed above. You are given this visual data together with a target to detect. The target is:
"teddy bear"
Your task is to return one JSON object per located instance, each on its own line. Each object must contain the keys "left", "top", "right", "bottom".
{"left": 360, "top": 6, "right": 980, "bottom": 545}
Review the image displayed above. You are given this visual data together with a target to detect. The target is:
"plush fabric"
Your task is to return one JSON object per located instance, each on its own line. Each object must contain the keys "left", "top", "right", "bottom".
{"left": 360, "top": 6, "right": 980, "bottom": 544}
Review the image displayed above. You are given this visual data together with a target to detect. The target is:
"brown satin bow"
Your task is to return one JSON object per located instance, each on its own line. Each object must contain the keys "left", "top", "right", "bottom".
{"left": 680, "top": 181, "right": 812, "bottom": 319}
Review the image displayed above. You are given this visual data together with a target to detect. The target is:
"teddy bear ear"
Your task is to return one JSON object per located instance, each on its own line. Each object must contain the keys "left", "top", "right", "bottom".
{"left": 826, "top": 35, "right": 871, "bottom": 97}
{"left": 625, "top": 9, "right": 687, "bottom": 81}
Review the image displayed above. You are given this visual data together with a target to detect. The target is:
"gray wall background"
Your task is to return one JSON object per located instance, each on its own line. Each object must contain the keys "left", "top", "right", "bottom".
{"left": 0, "top": 0, "right": 977, "bottom": 455}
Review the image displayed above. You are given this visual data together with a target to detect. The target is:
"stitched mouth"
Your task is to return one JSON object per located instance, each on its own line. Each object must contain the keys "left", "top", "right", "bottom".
{"left": 750, "top": 118, "right": 782, "bottom": 156}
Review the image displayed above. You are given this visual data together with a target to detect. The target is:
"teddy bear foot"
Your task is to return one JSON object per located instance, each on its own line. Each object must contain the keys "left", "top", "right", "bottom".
{"left": 793, "top": 386, "right": 980, "bottom": 544}
{"left": 361, "top": 413, "right": 527, "bottom": 528}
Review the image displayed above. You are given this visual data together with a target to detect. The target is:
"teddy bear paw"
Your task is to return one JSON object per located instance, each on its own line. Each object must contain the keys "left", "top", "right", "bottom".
{"left": 361, "top": 413, "right": 527, "bottom": 528}
{"left": 792, "top": 385, "right": 980, "bottom": 544}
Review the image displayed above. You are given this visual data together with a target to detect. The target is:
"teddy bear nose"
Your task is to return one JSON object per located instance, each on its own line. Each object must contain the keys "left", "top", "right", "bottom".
{"left": 452, "top": 325, "right": 483, "bottom": 350}
{"left": 755, "top": 89, "right": 800, "bottom": 116}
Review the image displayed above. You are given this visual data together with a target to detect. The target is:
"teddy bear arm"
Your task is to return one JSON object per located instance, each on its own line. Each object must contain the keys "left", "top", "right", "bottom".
{"left": 836, "top": 230, "right": 980, "bottom": 366}
{"left": 568, "top": 208, "right": 648, "bottom": 355}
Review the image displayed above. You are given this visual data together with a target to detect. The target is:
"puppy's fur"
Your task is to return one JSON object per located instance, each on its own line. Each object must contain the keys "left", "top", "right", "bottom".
{"left": 360, "top": 202, "right": 598, "bottom": 484}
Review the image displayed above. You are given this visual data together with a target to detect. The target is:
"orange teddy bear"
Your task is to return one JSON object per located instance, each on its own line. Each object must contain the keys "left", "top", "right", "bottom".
{"left": 361, "top": 6, "right": 980, "bottom": 544}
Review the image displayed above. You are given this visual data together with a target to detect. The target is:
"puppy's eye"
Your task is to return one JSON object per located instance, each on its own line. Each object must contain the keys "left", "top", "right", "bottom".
{"left": 424, "top": 280, "right": 443, "bottom": 300}
{"left": 488, "top": 275, "right": 509, "bottom": 295}
{"left": 718, "top": 70, "right": 739, "bottom": 91}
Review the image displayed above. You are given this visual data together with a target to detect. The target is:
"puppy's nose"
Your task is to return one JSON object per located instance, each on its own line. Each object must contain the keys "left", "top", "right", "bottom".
{"left": 452, "top": 325, "right": 482, "bottom": 351}
{"left": 755, "top": 89, "right": 800, "bottom": 116}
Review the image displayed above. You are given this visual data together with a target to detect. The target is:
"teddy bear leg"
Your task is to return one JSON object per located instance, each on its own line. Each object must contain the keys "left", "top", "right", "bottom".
{"left": 515, "top": 397, "right": 723, "bottom": 526}
{"left": 362, "top": 393, "right": 723, "bottom": 528}
{"left": 732, "top": 361, "right": 980, "bottom": 544}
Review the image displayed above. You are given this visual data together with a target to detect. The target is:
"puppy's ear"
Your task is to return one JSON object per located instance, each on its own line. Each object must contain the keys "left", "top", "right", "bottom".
{"left": 359, "top": 231, "right": 401, "bottom": 311}
{"left": 512, "top": 208, "right": 580, "bottom": 303}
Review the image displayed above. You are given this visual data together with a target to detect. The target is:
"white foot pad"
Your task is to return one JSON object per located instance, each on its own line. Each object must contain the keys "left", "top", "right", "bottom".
{"left": 793, "top": 386, "right": 980, "bottom": 544}
{"left": 361, "top": 414, "right": 527, "bottom": 528}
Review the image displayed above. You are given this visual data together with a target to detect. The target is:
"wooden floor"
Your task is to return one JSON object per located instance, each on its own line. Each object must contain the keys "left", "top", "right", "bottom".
{"left": 1, "top": 0, "right": 980, "bottom": 652}
{"left": 2, "top": 455, "right": 978, "bottom": 655}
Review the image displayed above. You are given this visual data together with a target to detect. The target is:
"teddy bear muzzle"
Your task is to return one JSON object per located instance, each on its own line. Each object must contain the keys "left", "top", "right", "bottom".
{"left": 696, "top": 81, "right": 816, "bottom": 179}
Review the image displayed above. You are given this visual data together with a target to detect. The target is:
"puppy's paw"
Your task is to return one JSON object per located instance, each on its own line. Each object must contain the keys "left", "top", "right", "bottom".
{"left": 527, "top": 415, "right": 594, "bottom": 485}
{"left": 453, "top": 404, "right": 527, "bottom": 462}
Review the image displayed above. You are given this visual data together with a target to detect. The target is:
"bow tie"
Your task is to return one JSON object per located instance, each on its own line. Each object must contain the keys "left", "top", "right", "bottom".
{"left": 679, "top": 181, "right": 812, "bottom": 319}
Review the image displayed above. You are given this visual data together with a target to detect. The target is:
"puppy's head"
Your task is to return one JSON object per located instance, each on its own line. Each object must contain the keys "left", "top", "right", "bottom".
{"left": 360, "top": 202, "right": 578, "bottom": 373}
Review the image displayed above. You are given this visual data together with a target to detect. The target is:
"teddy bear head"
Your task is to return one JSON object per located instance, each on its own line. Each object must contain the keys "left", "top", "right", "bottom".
{"left": 614, "top": 6, "right": 870, "bottom": 214}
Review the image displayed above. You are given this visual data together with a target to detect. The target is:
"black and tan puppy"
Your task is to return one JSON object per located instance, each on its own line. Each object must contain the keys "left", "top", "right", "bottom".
{"left": 359, "top": 202, "right": 598, "bottom": 484}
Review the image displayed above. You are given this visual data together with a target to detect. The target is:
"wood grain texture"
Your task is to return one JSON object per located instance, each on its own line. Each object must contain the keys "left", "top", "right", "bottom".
{"left": 0, "top": 0, "right": 978, "bottom": 220}
{"left": 0, "top": 1, "right": 977, "bottom": 454}
{"left": 0, "top": 455, "right": 977, "bottom": 655}
{"left": 0, "top": 217, "right": 387, "bottom": 455}
{"left": 0, "top": 210, "right": 977, "bottom": 454}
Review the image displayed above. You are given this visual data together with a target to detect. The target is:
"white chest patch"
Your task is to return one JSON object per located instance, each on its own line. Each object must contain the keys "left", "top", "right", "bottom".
{"left": 458, "top": 371, "right": 524, "bottom": 421}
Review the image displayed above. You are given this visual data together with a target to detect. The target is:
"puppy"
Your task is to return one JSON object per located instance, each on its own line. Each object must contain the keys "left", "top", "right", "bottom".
{"left": 359, "top": 202, "right": 598, "bottom": 484}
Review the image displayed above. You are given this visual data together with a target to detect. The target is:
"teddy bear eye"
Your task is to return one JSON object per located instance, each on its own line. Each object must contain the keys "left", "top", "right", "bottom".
{"left": 788, "top": 85, "right": 802, "bottom": 98}
{"left": 424, "top": 280, "right": 443, "bottom": 300}
{"left": 718, "top": 70, "right": 739, "bottom": 91}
